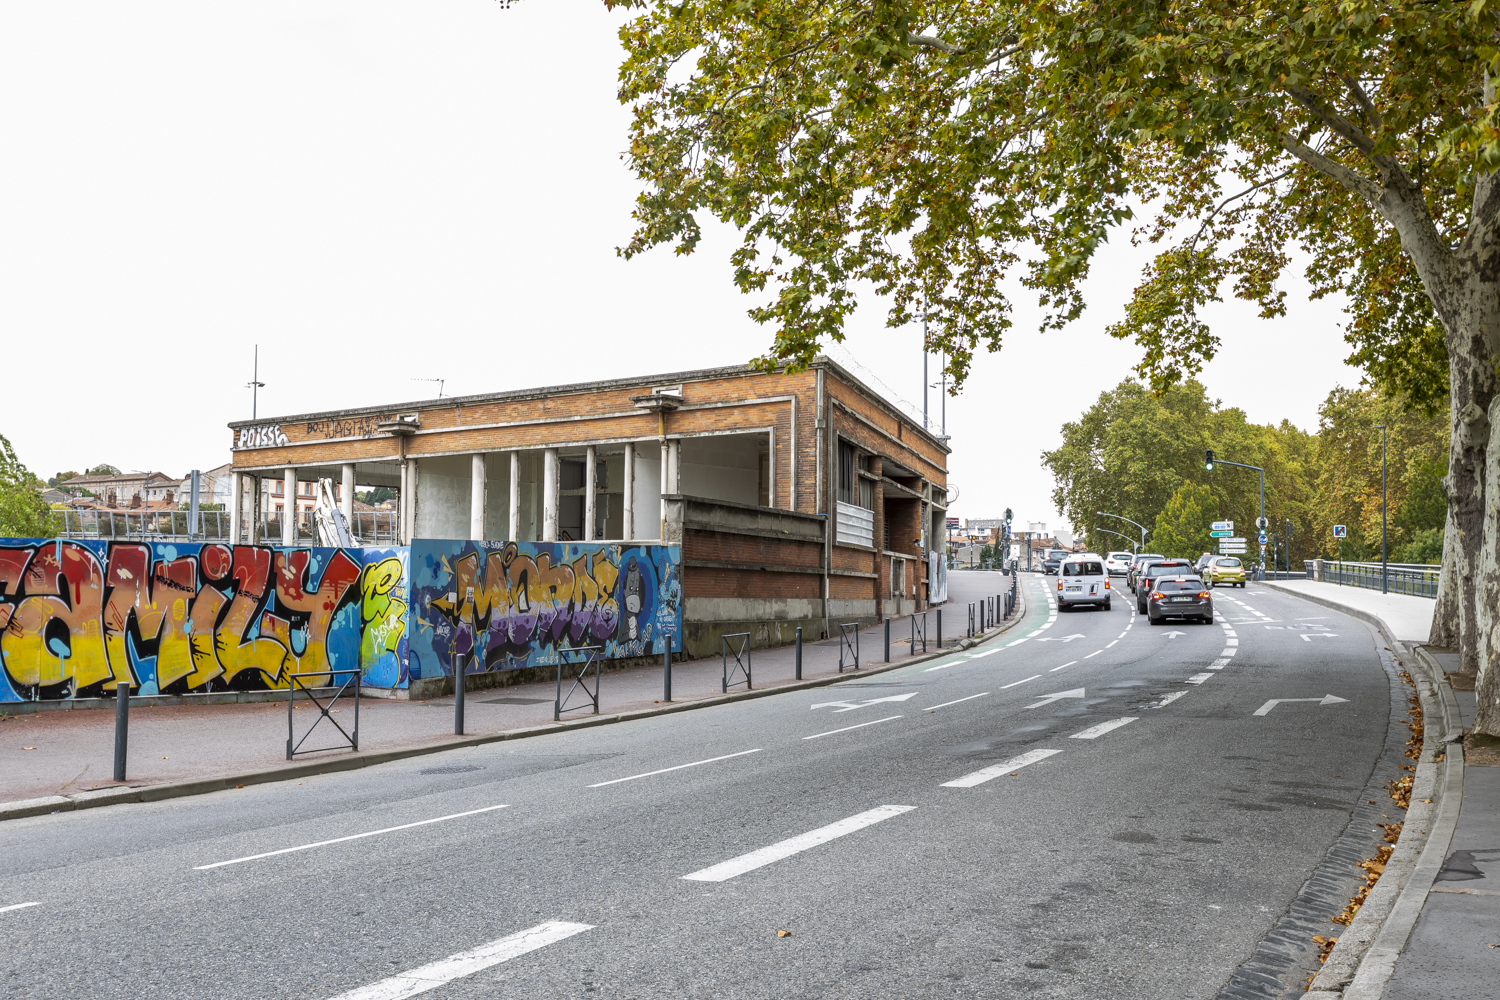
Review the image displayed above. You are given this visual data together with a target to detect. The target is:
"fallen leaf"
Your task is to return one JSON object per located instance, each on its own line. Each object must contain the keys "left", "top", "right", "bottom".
{"left": 777, "top": 930, "right": 791, "bottom": 938}
{"left": 1423, "top": 798, "right": 1432, "bottom": 804}
{"left": 162, "top": 756, "right": 169, "bottom": 759}
{"left": 1368, "top": 800, "right": 1376, "bottom": 804}
{"left": 22, "top": 747, "right": 35, "bottom": 751}
{"left": 1010, "top": 772, "right": 1019, "bottom": 776}
{"left": 235, "top": 785, "right": 244, "bottom": 789}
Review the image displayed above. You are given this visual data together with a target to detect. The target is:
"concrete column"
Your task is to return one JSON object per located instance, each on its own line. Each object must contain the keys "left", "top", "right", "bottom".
{"left": 584, "top": 445, "right": 597, "bottom": 541}
{"left": 470, "top": 453, "right": 486, "bottom": 541}
{"left": 229, "top": 472, "right": 242, "bottom": 544}
{"left": 401, "top": 458, "right": 419, "bottom": 545}
{"left": 668, "top": 439, "right": 680, "bottom": 494}
{"left": 622, "top": 443, "right": 635, "bottom": 541}
{"left": 542, "top": 448, "right": 559, "bottom": 542}
{"left": 282, "top": 468, "right": 297, "bottom": 546}
{"left": 248, "top": 477, "right": 261, "bottom": 544}
{"left": 508, "top": 452, "right": 520, "bottom": 541}
{"left": 340, "top": 463, "right": 355, "bottom": 532}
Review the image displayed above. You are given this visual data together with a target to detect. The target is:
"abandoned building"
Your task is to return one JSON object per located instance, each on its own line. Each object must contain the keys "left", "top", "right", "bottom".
{"left": 226, "top": 358, "right": 951, "bottom": 657}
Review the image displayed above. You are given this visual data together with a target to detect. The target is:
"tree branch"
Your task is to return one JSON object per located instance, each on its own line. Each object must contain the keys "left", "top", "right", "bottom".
{"left": 1186, "top": 168, "right": 1295, "bottom": 254}
{"left": 1342, "top": 75, "right": 1384, "bottom": 134}
{"left": 907, "top": 33, "right": 962, "bottom": 54}
{"left": 1279, "top": 136, "right": 1382, "bottom": 203}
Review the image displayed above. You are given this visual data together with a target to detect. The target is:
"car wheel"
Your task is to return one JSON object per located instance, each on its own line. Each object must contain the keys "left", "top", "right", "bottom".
{"left": 1104, "top": 599, "right": 1112, "bottom": 611}
{"left": 1150, "top": 615, "right": 1162, "bottom": 625}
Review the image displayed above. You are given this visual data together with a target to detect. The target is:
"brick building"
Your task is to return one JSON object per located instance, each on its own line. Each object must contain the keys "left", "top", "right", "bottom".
{"left": 226, "top": 359, "right": 950, "bottom": 656}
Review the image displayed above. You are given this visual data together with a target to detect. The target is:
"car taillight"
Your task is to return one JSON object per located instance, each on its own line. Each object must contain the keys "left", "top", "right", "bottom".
{"left": 1104, "top": 580, "right": 1110, "bottom": 589}
{"left": 1199, "top": 591, "right": 1212, "bottom": 599}
{"left": 1058, "top": 580, "right": 1063, "bottom": 591}
{"left": 1150, "top": 591, "right": 1165, "bottom": 600}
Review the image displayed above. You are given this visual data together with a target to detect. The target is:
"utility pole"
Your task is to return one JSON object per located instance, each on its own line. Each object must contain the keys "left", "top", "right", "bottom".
{"left": 1096, "top": 511, "right": 1149, "bottom": 551}
{"left": 1205, "top": 449, "right": 1265, "bottom": 579}
{"left": 1376, "top": 424, "right": 1388, "bottom": 594}
{"left": 246, "top": 345, "right": 265, "bottom": 420}
{"left": 922, "top": 315, "right": 929, "bottom": 432}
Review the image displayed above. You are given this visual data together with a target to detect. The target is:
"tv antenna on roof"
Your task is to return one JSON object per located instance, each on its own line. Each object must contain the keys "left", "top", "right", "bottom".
{"left": 246, "top": 345, "right": 266, "bottom": 419}
{"left": 413, "top": 378, "right": 445, "bottom": 399}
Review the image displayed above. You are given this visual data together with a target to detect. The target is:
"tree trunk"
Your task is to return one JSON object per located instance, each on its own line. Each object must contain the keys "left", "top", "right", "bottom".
{"left": 1429, "top": 509, "right": 1460, "bottom": 648}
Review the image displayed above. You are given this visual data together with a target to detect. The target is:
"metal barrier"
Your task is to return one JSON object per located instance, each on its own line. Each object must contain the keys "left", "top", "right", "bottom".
{"left": 286, "top": 668, "right": 361, "bottom": 760}
{"left": 1307, "top": 560, "right": 1439, "bottom": 598}
{"left": 53, "top": 507, "right": 401, "bottom": 544}
{"left": 555, "top": 646, "right": 603, "bottom": 720}
{"left": 721, "top": 633, "right": 752, "bottom": 692}
{"left": 911, "top": 612, "right": 927, "bottom": 654}
{"left": 968, "top": 602, "right": 975, "bottom": 637}
{"left": 838, "top": 622, "right": 860, "bottom": 672}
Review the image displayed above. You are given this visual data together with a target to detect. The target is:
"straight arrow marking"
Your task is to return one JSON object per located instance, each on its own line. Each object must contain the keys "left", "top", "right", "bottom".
{"left": 1026, "top": 688, "right": 1085, "bottom": 709}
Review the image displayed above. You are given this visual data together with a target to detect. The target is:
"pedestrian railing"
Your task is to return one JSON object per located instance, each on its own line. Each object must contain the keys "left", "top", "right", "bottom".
{"left": 1306, "top": 560, "right": 1440, "bottom": 598}
{"left": 838, "top": 622, "right": 860, "bottom": 672}
{"left": 967, "top": 602, "right": 976, "bottom": 637}
{"left": 911, "top": 612, "right": 927, "bottom": 655}
{"left": 721, "top": 633, "right": 752, "bottom": 692}
{"left": 286, "top": 668, "right": 361, "bottom": 760}
{"left": 51, "top": 508, "right": 400, "bottom": 545}
{"left": 555, "top": 646, "right": 603, "bottom": 721}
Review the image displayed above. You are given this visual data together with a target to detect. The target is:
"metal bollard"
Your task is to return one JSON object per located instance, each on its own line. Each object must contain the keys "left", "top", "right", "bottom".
{"left": 454, "top": 653, "right": 466, "bottom": 736}
{"left": 663, "top": 644, "right": 673, "bottom": 702}
{"left": 113, "top": 680, "right": 129, "bottom": 782}
{"left": 884, "top": 617, "right": 891, "bottom": 662}
{"left": 936, "top": 609, "right": 942, "bottom": 648}
{"left": 795, "top": 627, "right": 803, "bottom": 680}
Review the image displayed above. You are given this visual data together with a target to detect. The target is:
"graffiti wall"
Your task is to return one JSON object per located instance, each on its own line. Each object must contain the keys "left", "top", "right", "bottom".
{"left": 408, "top": 540, "right": 681, "bottom": 679}
{"left": 0, "top": 539, "right": 410, "bottom": 702}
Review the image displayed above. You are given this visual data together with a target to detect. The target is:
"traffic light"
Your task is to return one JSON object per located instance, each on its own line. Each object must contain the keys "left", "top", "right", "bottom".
{"left": 1004, "top": 507, "right": 1013, "bottom": 524}
{"left": 1205, "top": 449, "right": 1215, "bottom": 471}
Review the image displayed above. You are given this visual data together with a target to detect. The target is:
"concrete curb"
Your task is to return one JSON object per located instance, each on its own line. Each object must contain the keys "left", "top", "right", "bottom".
{"left": 1259, "top": 582, "right": 1464, "bottom": 998}
{"left": 0, "top": 578, "right": 1032, "bottom": 824}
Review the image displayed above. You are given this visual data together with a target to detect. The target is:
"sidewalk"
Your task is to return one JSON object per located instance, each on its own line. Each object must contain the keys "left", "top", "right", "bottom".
{"left": 0, "top": 572, "right": 1024, "bottom": 815}
{"left": 1259, "top": 578, "right": 1434, "bottom": 645}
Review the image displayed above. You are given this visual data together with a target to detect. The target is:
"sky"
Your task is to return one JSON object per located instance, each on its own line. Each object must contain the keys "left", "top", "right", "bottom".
{"left": 0, "top": 0, "right": 1361, "bottom": 530}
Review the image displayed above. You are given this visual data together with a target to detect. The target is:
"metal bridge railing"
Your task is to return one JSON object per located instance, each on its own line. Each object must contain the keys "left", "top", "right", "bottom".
{"left": 1306, "top": 560, "right": 1440, "bottom": 598}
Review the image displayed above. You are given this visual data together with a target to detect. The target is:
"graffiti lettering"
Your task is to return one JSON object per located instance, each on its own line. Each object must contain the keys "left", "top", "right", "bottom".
{"left": 304, "top": 415, "right": 395, "bottom": 440}
{"left": 236, "top": 424, "right": 289, "bottom": 449}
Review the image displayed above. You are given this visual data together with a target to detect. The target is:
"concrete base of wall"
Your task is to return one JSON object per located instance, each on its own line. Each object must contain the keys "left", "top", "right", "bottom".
{"left": 685, "top": 617, "right": 831, "bottom": 659}
{"left": 391, "top": 652, "right": 673, "bottom": 701}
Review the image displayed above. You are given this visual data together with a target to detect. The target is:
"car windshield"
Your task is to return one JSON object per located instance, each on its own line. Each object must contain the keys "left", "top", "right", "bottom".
{"left": 1063, "top": 561, "right": 1103, "bottom": 576}
{"left": 1109, "top": 552, "right": 1132, "bottom": 561}
{"left": 1216, "top": 558, "right": 1242, "bottom": 567}
{"left": 1157, "top": 578, "right": 1205, "bottom": 593}
{"left": 1135, "top": 554, "right": 1164, "bottom": 565}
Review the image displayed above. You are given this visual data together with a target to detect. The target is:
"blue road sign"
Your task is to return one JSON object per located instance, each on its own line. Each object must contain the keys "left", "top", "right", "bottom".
{"left": 1333, "top": 524, "right": 1348, "bottom": 538}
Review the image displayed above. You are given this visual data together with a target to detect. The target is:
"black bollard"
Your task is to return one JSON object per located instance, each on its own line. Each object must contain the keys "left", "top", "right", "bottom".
{"left": 795, "top": 627, "right": 803, "bottom": 680}
{"left": 454, "top": 653, "right": 466, "bottom": 736}
{"left": 664, "top": 644, "right": 673, "bottom": 702}
{"left": 113, "top": 680, "right": 129, "bottom": 782}
{"left": 884, "top": 617, "right": 891, "bottom": 662}
{"left": 936, "top": 609, "right": 942, "bottom": 648}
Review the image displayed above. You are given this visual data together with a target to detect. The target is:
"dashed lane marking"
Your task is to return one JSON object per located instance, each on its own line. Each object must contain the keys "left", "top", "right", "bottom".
{"left": 927, "top": 692, "right": 989, "bottom": 711}
{"left": 1083, "top": 650, "right": 1103, "bottom": 658}
{"left": 1070, "top": 717, "right": 1138, "bottom": 739}
{"left": 1153, "top": 691, "right": 1188, "bottom": 708}
{"left": 802, "top": 715, "right": 903, "bottom": 740}
{"left": 589, "top": 749, "right": 763, "bottom": 788}
{"left": 0, "top": 902, "right": 40, "bottom": 915}
{"left": 1185, "top": 673, "right": 1214, "bottom": 684}
{"left": 1050, "top": 660, "right": 1077, "bottom": 672}
{"left": 196, "top": 805, "right": 512, "bottom": 870}
{"left": 941, "top": 749, "right": 1064, "bottom": 788}
{"left": 682, "top": 805, "right": 917, "bottom": 881}
{"left": 1000, "top": 674, "right": 1042, "bottom": 690}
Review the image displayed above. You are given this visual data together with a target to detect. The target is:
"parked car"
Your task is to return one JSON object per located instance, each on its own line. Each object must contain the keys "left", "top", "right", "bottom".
{"left": 1042, "top": 548, "right": 1070, "bottom": 575}
{"left": 1057, "top": 556, "right": 1111, "bottom": 611}
{"left": 1135, "top": 559, "right": 1194, "bottom": 613}
{"left": 1105, "top": 551, "right": 1134, "bottom": 576}
{"left": 1127, "top": 553, "right": 1166, "bottom": 593}
{"left": 1145, "top": 574, "right": 1214, "bottom": 624}
{"left": 1206, "top": 556, "right": 1247, "bottom": 587}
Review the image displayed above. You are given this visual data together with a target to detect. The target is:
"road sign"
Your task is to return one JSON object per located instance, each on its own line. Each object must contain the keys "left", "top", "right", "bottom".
{"left": 1220, "top": 536, "right": 1246, "bottom": 543}
{"left": 1210, "top": 530, "right": 1233, "bottom": 538}
{"left": 1211, "top": 521, "right": 1234, "bottom": 531}
{"left": 1253, "top": 694, "right": 1348, "bottom": 716}
{"left": 1333, "top": 524, "right": 1347, "bottom": 538}
{"left": 1219, "top": 547, "right": 1247, "bottom": 554}
{"left": 1258, "top": 531, "right": 1268, "bottom": 544}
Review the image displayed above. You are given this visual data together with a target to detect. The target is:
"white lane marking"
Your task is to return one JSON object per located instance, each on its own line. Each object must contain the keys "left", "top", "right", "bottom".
{"left": 682, "top": 805, "right": 916, "bottom": 881}
{"left": 1083, "top": 649, "right": 1103, "bottom": 658}
{"left": 1050, "top": 660, "right": 1077, "bottom": 672}
{"left": 811, "top": 693, "right": 918, "bottom": 712}
{"left": 1223, "top": 631, "right": 1237, "bottom": 637}
{"left": 1153, "top": 691, "right": 1188, "bottom": 708}
{"left": 1185, "top": 673, "right": 1214, "bottom": 684}
{"left": 1254, "top": 695, "right": 1349, "bottom": 716}
{"left": 1300, "top": 633, "right": 1340, "bottom": 641}
{"left": 0, "top": 902, "right": 40, "bottom": 914}
{"left": 1105, "top": 640, "right": 1118, "bottom": 648}
{"left": 927, "top": 692, "right": 990, "bottom": 711}
{"left": 802, "top": 715, "right": 903, "bottom": 740}
{"left": 1220, "top": 647, "right": 1237, "bottom": 657}
{"left": 1117, "top": 632, "right": 1128, "bottom": 639}
{"left": 196, "top": 805, "right": 511, "bottom": 870}
{"left": 1001, "top": 674, "right": 1042, "bottom": 690}
{"left": 588, "top": 749, "right": 763, "bottom": 788}
{"left": 327, "top": 920, "right": 593, "bottom": 1000}
{"left": 1070, "top": 717, "right": 1138, "bottom": 740}
{"left": 968, "top": 648, "right": 1003, "bottom": 658}
{"left": 941, "top": 748, "right": 1063, "bottom": 788}
{"left": 1210, "top": 658, "right": 1230, "bottom": 668}
{"left": 1297, "top": 616, "right": 1330, "bottom": 620}
{"left": 1225, "top": 638, "right": 1239, "bottom": 646}
{"left": 1006, "top": 638, "right": 1030, "bottom": 647}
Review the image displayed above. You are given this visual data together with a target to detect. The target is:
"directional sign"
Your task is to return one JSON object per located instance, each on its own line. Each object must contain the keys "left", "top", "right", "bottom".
{"left": 1162, "top": 630, "right": 1187, "bottom": 639}
{"left": 1333, "top": 524, "right": 1348, "bottom": 538}
{"left": 1025, "top": 688, "right": 1085, "bottom": 709}
{"left": 1220, "top": 536, "right": 1246, "bottom": 543}
{"left": 1036, "top": 633, "right": 1087, "bottom": 643}
{"left": 1211, "top": 521, "right": 1234, "bottom": 531}
{"left": 1220, "top": 545, "right": 1247, "bottom": 553}
{"left": 811, "top": 693, "right": 918, "bottom": 712}
{"left": 1210, "top": 530, "right": 1233, "bottom": 538}
{"left": 1253, "top": 694, "right": 1349, "bottom": 716}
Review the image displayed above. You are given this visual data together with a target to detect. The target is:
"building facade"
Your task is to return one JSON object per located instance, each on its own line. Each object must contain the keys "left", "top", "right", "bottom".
{"left": 226, "top": 359, "right": 950, "bottom": 656}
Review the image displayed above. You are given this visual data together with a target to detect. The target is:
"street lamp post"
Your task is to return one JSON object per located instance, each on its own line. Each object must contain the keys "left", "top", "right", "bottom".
{"left": 1376, "top": 424, "right": 1388, "bottom": 594}
{"left": 1094, "top": 526, "right": 1139, "bottom": 552}
{"left": 1096, "top": 511, "right": 1150, "bottom": 551}
{"left": 1205, "top": 450, "right": 1266, "bottom": 580}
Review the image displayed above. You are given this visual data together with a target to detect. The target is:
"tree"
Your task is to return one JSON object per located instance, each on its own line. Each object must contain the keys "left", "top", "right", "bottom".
{"left": 356, "top": 486, "right": 397, "bottom": 506}
{"left": 86, "top": 464, "right": 120, "bottom": 476}
{"left": 0, "top": 434, "right": 53, "bottom": 538}
{"left": 1152, "top": 484, "right": 1220, "bottom": 561}
{"left": 612, "top": 1, "right": 1500, "bottom": 733}
{"left": 48, "top": 470, "right": 80, "bottom": 489}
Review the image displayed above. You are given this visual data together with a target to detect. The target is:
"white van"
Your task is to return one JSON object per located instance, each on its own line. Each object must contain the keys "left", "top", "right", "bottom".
{"left": 1105, "top": 551, "right": 1133, "bottom": 576}
{"left": 1057, "top": 555, "right": 1111, "bottom": 611}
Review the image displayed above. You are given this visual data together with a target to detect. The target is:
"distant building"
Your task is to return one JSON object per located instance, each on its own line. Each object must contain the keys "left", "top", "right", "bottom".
{"left": 59, "top": 471, "right": 177, "bottom": 508}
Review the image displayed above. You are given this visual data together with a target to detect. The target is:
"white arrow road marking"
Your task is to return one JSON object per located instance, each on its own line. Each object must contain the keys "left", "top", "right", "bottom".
{"left": 941, "top": 748, "right": 1064, "bottom": 788}
{"left": 1070, "top": 717, "right": 1138, "bottom": 739}
{"left": 810, "top": 693, "right": 918, "bottom": 712}
{"left": 682, "top": 805, "right": 917, "bottom": 881}
{"left": 1026, "top": 688, "right": 1085, "bottom": 709}
{"left": 1037, "top": 633, "right": 1087, "bottom": 642}
{"left": 1253, "top": 695, "right": 1349, "bottom": 716}
{"left": 0, "top": 902, "right": 40, "bottom": 914}
{"left": 1162, "top": 630, "right": 1187, "bottom": 638}
{"left": 326, "top": 920, "right": 594, "bottom": 1000}
{"left": 1299, "top": 633, "right": 1340, "bottom": 641}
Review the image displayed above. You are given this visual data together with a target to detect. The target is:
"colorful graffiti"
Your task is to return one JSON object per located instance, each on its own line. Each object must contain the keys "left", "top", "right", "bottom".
{"left": 408, "top": 540, "right": 681, "bottom": 678}
{"left": 0, "top": 540, "right": 410, "bottom": 701}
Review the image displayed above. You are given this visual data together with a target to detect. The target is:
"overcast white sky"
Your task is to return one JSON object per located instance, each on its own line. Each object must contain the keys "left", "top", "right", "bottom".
{"left": 0, "top": 1, "right": 1360, "bottom": 529}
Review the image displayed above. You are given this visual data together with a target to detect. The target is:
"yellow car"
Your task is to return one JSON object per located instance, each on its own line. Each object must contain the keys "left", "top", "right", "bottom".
{"left": 1207, "top": 556, "right": 1246, "bottom": 587}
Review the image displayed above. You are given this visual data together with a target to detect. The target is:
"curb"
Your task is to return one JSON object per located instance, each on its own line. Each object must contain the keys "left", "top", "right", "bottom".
{"left": 1257, "top": 582, "right": 1464, "bottom": 998}
{"left": 0, "top": 579, "right": 1032, "bottom": 824}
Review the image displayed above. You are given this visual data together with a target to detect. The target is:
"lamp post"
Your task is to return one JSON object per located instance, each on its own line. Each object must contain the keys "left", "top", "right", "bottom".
{"left": 1096, "top": 511, "right": 1149, "bottom": 551}
{"left": 1094, "top": 525, "right": 1139, "bottom": 552}
{"left": 1375, "top": 424, "right": 1388, "bottom": 594}
{"left": 1205, "top": 450, "right": 1265, "bottom": 579}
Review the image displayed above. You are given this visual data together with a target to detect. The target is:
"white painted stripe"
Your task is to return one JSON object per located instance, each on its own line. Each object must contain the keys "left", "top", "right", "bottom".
{"left": 1006, "top": 638, "right": 1030, "bottom": 647}
{"left": 1220, "top": 647, "right": 1237, "bottom": 657}
{"left": 927, "top": 692, "right": 989, "bottom": 711}
{"left": 327, "top": 920, "right": 593, "bottom": 1000}
{"left": 588, "top": 749, "right": 762, "bottom": 788}
{"left": 0, "top": 902, "right": 40, "bottom": 914}
{"left": 1225, "top": 637, "right": 1239, "bottom": 646}
{"left": 682, "top": 805, "right": 916, "bottom": 881}
{"left": 969, "top": 647, "right": 1003, "bottom": 658}
{"left": 1083, "top": 649, "right": 1103, "bottom": 658}
{"left": 197, "top": 805, "right": 511, "bottom": 870}
{"left": 1070, "top": 717, "right": 1137, "bottom": 739}
{"left": 1185, "top": 673, "right": 1213, "bottom": 684}
{"left": 1050, "top": 660, "right": 1077, "bottom": 672}
{"left": 1105, "top": 640, "right": 1118, "bottom": 648}
{"left": 802, "top": 715, "right": 902, "bottom": 740}
{"left": 1117, "top": 632, "right": 1128, "bottom": 639}
{"left": 1211, "top": 658, "right": 1230, "bottom": 668}
{"left": 941, "top": 748, "right": 1063, "bottom": 788}
{"left": 1154, "top": 691, "right": 1187, "bottom": 708}
{"left": 1001, "top": 674, "right": 1041, "bottom": 690}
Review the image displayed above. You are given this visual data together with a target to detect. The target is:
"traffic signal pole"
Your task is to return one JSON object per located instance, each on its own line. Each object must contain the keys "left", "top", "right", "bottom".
{"left": 1206, "top": 450, "right": 1265, "bottom": 579}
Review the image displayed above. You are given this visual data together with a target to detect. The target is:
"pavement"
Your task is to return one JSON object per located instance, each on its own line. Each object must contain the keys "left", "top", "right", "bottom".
{"left": 0, "top": 572, "right": 1021, "bottom": 811}
{"left": 1258, "top": 578, "right": 1434, "bottom": 645}
{"left": 0, "top": 574, "right": 1412, "bottom": 998}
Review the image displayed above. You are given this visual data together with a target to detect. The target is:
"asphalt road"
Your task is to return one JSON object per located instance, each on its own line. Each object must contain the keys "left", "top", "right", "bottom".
{"left": 0, "top": 573, "right": 1400, "bottom": 999}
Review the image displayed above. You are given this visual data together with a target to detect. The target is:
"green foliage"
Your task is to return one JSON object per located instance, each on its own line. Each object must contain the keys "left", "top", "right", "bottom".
{"left": 86, "top": 464, "right": 120, "bottom": 476}
{"left": 1391, "top": 527, "right": 1444, "bottom": 565}
{"left": 0, "top": 435, "right": 53, "bottom": 538}
{"left": 47, "top": 470, "right": 80, "bottom": 488}
{"left": 356, "top": 486, "right": 397, "bottom": 506}
{"left": 1152, "top": 484, "right": 1220, "bottom": 561}
{"left": 610, "top": 0, "right": 1487, "bottom": 395}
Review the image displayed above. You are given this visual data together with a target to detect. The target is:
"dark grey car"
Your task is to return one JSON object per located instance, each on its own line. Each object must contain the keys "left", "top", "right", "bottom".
{"left": 1146, "top": 576, "right": 1214, "bottom": 624}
